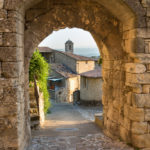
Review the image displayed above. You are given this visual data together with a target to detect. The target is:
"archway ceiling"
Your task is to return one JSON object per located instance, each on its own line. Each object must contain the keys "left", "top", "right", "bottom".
{"left": 24, "top": 0, "right": 135, "bottom": 23}
{"left": 25, "top": 0, "right": 126, "bottom": 59}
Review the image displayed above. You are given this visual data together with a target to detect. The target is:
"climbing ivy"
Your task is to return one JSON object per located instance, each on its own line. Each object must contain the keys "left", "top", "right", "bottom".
{"left": 29, "top": 49, "right": 50, "bottom": 114}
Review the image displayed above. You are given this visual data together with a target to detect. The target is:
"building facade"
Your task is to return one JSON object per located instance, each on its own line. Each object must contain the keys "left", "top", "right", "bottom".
{"left": 80, "top": 68, "right": 103, "bottom": 104}
{"left": 39, "top": 41, "right": 98, "bottom": 103}
{"left": 48, "top": 63, "right": 79, "bottom": 102}
{"left": 65, "top": 40, "right": 74, "bottom": 53}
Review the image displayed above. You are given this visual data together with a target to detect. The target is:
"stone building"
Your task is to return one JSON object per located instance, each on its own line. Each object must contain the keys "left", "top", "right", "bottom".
{"left": 48, "top": 63, "right": 79, "bottom": 102}
{"left": 65, "top": 40, "right": 74, "bottom": 53}
{"left": 55, "top": 50, "right": 95, "bottom": 74}
{"left": 1, "top": 0, "right": 150, "bottom": 149}
{"left": 80, "top": 68, "right": 102, "bottom": 104}
{"left": 38, "top": 47, "right": 55, "bottom": 63}
{"left": 39, "top": 42, "right": 96, "bottom": 103}
{"left": 39, "top": 46, "right": 95, "bottom": 74}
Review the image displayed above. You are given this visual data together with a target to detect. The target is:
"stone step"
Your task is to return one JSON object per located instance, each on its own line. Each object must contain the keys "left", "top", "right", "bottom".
{"left": 30, "top": 102, "right": 38, "bottom": 108}
{"left": 31, "top": 115, "right": 40, "bottom": 121}
{"left": 30, "top": 115, "right": 40, "bottom": 130}
{"left": 30, "top": 108, "right": 38, "bottom": 114}
{"left": 95, "top": 113, "right": 104, "bottom": 129}
{"left": 31, "top": 120, "right": 40, "bottom": 130}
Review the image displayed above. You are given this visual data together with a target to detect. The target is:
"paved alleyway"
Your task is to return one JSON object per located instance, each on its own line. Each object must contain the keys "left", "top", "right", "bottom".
{"left": 28, "top": 103, "right": 133, "bottom": 150}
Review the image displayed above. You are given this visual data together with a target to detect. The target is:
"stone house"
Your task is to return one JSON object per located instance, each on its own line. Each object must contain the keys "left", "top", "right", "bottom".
{"left": 39, "top": 40, "right": 101, "bottom": 103}
{"left": 48, "top": 63, "right": 79, "bottom": 102}
{"left": 38, "top": 47, "right": 55, "bottom": 63}
{"left": 80, "top": 68, "right": 103, "bottom": 105}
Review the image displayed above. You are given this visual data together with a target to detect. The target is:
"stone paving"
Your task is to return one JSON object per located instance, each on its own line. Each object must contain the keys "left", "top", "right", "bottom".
{"left": 28, "top": 133, "right": 133, "bottom": 150}
{"left": 28, "top": 103, "right": 134, "bottom": 150}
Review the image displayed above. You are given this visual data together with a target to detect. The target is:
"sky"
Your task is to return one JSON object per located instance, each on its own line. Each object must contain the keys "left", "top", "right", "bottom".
{"left": 39, "top": 28, "right": 98, "bottom": 49}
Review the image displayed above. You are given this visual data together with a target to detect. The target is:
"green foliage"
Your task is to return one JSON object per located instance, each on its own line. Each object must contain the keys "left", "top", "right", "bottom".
{"left": 29, "top": 49, "right": 51, "bottom": 114}
{"left": 98, "top": 56, "right": 103, "bottom": 65}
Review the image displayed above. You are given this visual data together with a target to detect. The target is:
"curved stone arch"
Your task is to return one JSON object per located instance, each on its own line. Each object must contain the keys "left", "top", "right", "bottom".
{"left": 24, "top": 1, "right": 126, "bottom": 61}
{"left": 1, "top": 0, "right": 150, "bottom": 149}
{"left": 24, "top": 0, "right": 138, "bottom": 23}
{"left": 23, "top": 0, "right": 138, "bottom": 144}
{"left": 23, "top": 0, "right": 146, "bottom": 144}
{"left": 24, "top": 0, "right": 146, "bottom": 61}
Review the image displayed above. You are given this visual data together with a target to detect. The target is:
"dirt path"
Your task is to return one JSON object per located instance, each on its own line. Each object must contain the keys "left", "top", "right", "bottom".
{"left": 28, "top": 103, "right": 133, "bottom": 150}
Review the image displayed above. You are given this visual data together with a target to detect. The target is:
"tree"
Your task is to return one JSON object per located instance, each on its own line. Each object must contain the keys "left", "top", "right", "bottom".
{"left": 29, "top": 49, "right": 50, "bottom": 114}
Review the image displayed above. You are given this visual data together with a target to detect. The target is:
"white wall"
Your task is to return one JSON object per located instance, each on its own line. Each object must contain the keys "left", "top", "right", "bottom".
{"left": 80, "top": 77, "right": 102, "bottom": 101}
{"left": 67, "top": 76, "right": 80, "bottom": 102}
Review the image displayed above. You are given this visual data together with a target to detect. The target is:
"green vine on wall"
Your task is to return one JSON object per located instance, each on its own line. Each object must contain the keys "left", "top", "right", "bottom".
{"left": 29, "top": 49, "right": 51, "bottom": 114}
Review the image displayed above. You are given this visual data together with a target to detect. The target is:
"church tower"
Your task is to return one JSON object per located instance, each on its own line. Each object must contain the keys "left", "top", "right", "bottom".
{"left": 65, "top": 40, "right": 74, "bottom": 53}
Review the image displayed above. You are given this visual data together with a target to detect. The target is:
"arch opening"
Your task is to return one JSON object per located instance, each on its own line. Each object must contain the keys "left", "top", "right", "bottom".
{"left": 24, "top": 0, "right": 132, "bottom": 147}
{"left": 29, "top": 27, "right": 102, "bottom": 128}
{"left": 2, "top": 0, "right": 150, "bottom": 150}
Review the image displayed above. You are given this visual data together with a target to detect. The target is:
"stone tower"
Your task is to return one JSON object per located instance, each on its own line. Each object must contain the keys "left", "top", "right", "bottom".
{"left": 65, "top": 40, "right": 74, "bottom": 53}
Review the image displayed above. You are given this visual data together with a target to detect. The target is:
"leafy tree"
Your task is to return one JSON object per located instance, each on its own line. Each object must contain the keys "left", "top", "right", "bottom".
{"left": 29, "top": 49, "right": 50, "bottom": 114}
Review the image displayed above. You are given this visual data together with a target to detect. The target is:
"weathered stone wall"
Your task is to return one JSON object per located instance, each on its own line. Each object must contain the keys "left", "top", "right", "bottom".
{"left": 29, "top": 84, "right": 45, "bottom": 128}
{"left": 41, "top": 52, "right": 55, "bottom": 63}
{"left": 124, "top": 1, "right": 150, "bottom": 148}
{"left": 67, "top": 76, "right": 80, "bottom": 102}
{"left": 50, "top": 69, "right": 68, "bottom": 102}
{"left": 55, "top": 52, "right": 77, "bottom": 73}
{"left": 77, "top": 61, "right": 95, "bottom": 74}
{"left": 80, "top": 77, "right": 102, "bottom": 101}
{"left": 50, "top": 69, "right": 79, "bottom": 103}
{"left": 55, "top": 87, "right": 68, "bottom": 102}
{"left": 0, "top": 0, "right": 31, "bottom": 149}
{"left": 101, "top": 1, "right": 150, "bottom": 148}
{"left": 0, "top": 0, "right": 150, "bottom": 149}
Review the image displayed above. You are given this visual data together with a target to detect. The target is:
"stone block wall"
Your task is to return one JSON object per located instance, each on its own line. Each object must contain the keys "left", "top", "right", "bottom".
{"left": 77, "top": 61, "right": 95, "bottom": 74}
{"left": 29, "top": 85, "right": 45, "bottom": 128}
{"left": 102, "top": 1, "right": 150, "bottom": 149}
{"left": 55, "top": 52, "right": 77, "bottom": 73}
{"left": 0, "top": 0, "right": 31, "bottom": 149}
{"left": 0, "top": 0, "right": 150, "bottom": 149}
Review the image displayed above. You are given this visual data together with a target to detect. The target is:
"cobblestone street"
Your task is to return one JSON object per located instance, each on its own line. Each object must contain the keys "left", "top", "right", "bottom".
{"left": 28, "top": 103, "right": 133, "bottom": 150}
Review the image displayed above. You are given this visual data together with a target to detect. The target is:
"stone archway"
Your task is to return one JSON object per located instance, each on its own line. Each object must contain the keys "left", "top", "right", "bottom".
{"left": 0, "top": 0, "right": 150, "bottom": 149}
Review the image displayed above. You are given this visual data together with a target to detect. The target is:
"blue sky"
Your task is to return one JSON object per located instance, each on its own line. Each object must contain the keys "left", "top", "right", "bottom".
{"left": 39, "top": 28, "right": 98, "bottom": 49}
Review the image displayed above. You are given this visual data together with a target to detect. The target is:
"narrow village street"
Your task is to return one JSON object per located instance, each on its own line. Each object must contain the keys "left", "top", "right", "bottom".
{"left": 28, "top": 102, "right": 133, "bottom": 150}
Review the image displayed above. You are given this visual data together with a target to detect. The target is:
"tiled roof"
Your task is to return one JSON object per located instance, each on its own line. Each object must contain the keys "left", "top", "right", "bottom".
{"left": 59, "top": 51, "right": 94, "bottom": 61}
{"left": 51, "top": 63, "right": 77, "bottom": 78}
{"left": 38, "top": 47, "right": 55, "bottom": 53}
{"left": 38, "top": 46, "right": 94, "bottom": 61}
{"left": 80, "top": 67, "right": 102, "bottom": 78}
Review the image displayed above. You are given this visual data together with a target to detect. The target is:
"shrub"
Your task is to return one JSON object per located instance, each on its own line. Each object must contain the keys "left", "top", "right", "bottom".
{"left": 29, "top": 49, "right": 50, "bottom": 114}
{"left": 98, "top": 56, "right": 102, "bottom": 65}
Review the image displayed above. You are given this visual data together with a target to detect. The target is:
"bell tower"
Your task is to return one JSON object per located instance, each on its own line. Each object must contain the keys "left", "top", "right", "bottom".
{"left": 65, "top": 40, "right": 74, "bottom": 53}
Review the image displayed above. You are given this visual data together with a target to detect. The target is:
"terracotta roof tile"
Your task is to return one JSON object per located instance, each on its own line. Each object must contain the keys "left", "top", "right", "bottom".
{"left": 38, "top": 47, "right": 94, "bottom": 61}
{"left": 80, "top": 67, "right": 102, "bottom": 78}
{"left": 51, "top": 63, "right": 77, "bottom": 78}
{"left": 58, "top": 51, "right": 94, "bottom": 61}
{"left": 38, "top": 47, "right": 55, "bottom": 53}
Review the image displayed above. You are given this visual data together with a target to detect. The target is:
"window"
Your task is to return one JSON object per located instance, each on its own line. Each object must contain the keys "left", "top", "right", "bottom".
{"left": 69, "top": 45, "right": 72, "bottom": 50}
